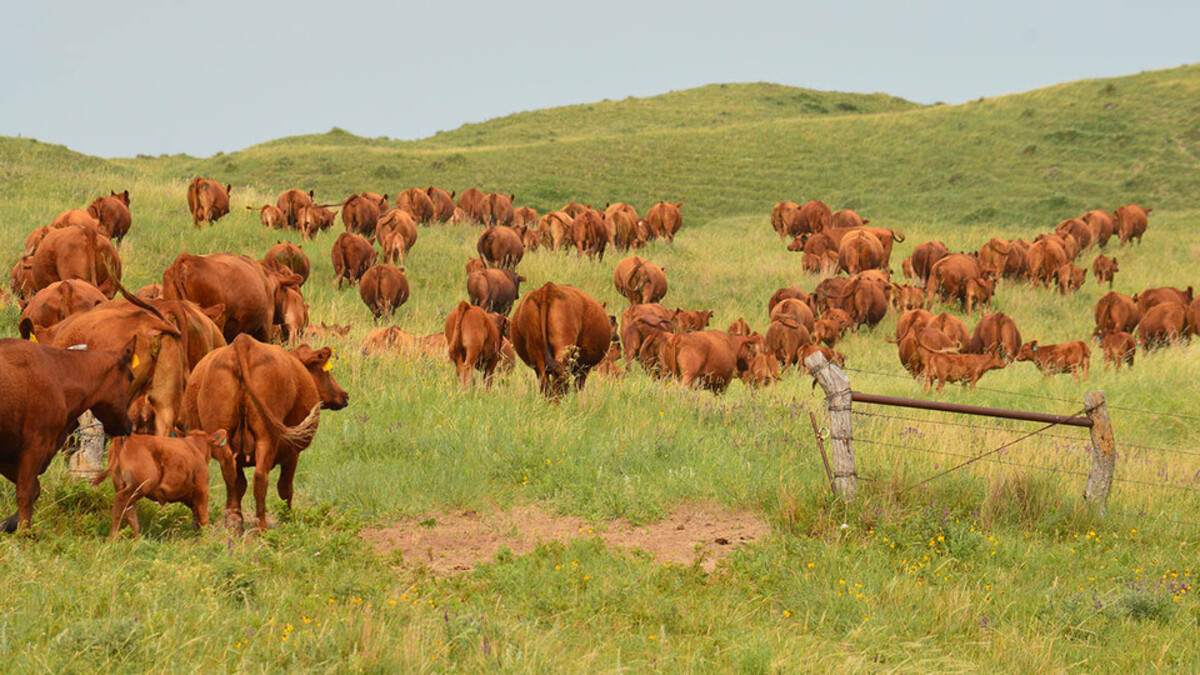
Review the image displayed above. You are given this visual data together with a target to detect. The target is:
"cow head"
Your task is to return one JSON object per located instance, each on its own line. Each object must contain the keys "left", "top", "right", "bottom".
{"left": 291, "top": 344, "right": 349, "bottom": 410}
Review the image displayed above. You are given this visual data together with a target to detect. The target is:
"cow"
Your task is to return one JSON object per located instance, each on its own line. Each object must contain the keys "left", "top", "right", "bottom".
{"left": 482, "top": 193, "right": 515, "bottom": 227}
{"left": 1025, "top": 239, "right": 1067, "bottom": 287}
{"left": 92, "top": 430, "right": 232, "bottom": 538}
{"left": 570, "top": 210, "right": 608, "bottom": 260}
{"left": 811, "top": 318, "right": 841, "bottom": 348}
{"left": 304, "top": 322, "right": 352, "bottom": 342}
{"left": 1113, "top": 204, "right": 1151, "bottom": 245}
{"left": 341, "top": 194, "right": 382, "bottom": 237}
{"left": 359, "top": 264, "right": 410, "bottom": 320}
{"left": 836, "top": 276, "right": 888, "bottom": 329}
{"left": 262, "top": 242, "right": 311, "bottom": 286}
{"left": 247, "top": 204, "right": 287, "bottom": 230}
{"left": 18, "top": 280, "right": 108, "bottom": 338}
{"left": 1016, "top": 341, "right": 1090, "bottom": 379}
{"left": 816, "top": 226, "right": 905, "bottom": 266}
{"left": 361, "top": 326, "right": 415, "bottom": 355}
{"left": 894, "top": 308, "right": 934, "bottom": 342}
{"left": 727, "top": 317, "right": 751, "bottom": 336}
{"left": 330, "top": 233, "right": 377, "bottom": 288}
{"left": 659, "top": 330, "right": 760, "bottom": 393}
{"left": 647, "top": 202, "right": 683, "bottom": 243}
{"left": 1189, "top": 298, "right": 1200, "bottom": 338}
{"left": 1091, "top": 255, "right": 1118, "bottom": 287}
{"left": 276, "top": 189, "right": 314, "bottom": 228}
{"left": 1136, "top": 286, "right": 1194, "bottom": 315}
{"left": 1055, "top": 218, "right": 1094, "bottom": 251}
{"left": 456, "top": 188, "right": 487, "bottom": 223}
{"left": 605, "top": 203, "right": 640, "bottom": 250}
{"left": 1138, "top": 302, "right": 1186, "bottom": 350}
{"left": 377, "top": 208, "right": 420, "bottom": 265}
{"left": 397, "top": 188, "right": 436, "bottom": 223}
{"left": 182, "top": 335, "right": 348, "bottom": 532}
{"left": 297, "top": 204, "right": 337, "bottom": 240}
{"left": 619, "top": 303, "right": 675, "bottom": 365}
{"left": 967, "top": 313, "right": 1021, "bottom": 361}
{"left": 417, "top": 333, "right": 449, "bottom": 360}
{"left": 1055, "top": 263, "right": 1086, "bottom": 295}
{"left": 831, "top": 209, "right": 869, "bottom": 229}
{"left": 895, "top": 327, "right": 957, "bottom": 378}
{"left": 923, "top": 346, "right": 1007, "bottom": 392}
{"left": 814, "top": 277, "right": 851, "bottom": 313}
{"left": 562, "top": 202, "right": 591, "bottom": 218}
{"left": 1082, "top": 210, "right": 1115, "bottom": 248}
{"left": 477, "top": 226, "right": 525, "bottom": 269}
{"left": 445, "top": 301, "right": 505, "bottom": 387}
{"left": 837, "top": 230, "right": 885, "bottom": 275}
{"left": 765, "top": 317, "right": 811, "bottom": 369}
{"left": 277, "top": 288, "right": 309, "bottom": 344}
{"left": 977, "top": 239, "right": 1011, "bottom": 278}
{"left": 510, "top": 283, "right": 612, "bottom": 398}
{"left": 186, "top": 178, "right": 231, "bottom": 227}
{"left": 890, "top": 284, "right": 926, "bottom": 312}
{"left": 135, "top": 283, "right": 162, "bottom": 300}
{"left": 51, "top": 209, "right": 102, "bottom": 231}
{"left": 467, "top": 268, "right": 524, "bottom": 315}
{"left": 1098, "top": 331, "right": 1136, "bottom": 370}
{"left": 163, "top": 252, "right": 302, "bottom": 342}
{"left": 771, "top": 202, "right": 802, "bottom": 239}
{"left": 769, "top": 298, "right": 816, "bottom": 332}
{"left": 1092, "top": 293, "right": 1139, "bottom": 338}
{"left": 1002, "top": 240, "right": 1031, "bottom": 280}
{"left": 30, "top": 224, "right": 122, "bottom": 298}
{"left": 513, "top": 206, "right": 539, "bottom": 229}
{"left": 1035, "top": 232, "right": 1079, "bottom": 262}
{"left": 741, "top": 352, "right": 781, "bottom": 388}
{"left": 538, "top": 211, "right": 574, "bottom": 251}
{"left": 767, "top": 287, "right": 815, "bottom": 315}
{"left": 929, "top": 313, "right": 971, "bottom": 351}
{"left": 671, "top": 308, "right": 714, "bottom": 332}
{"left": 87, "top": 190, "right": 132, "bottom": 242}
{"left": 613, "top": 256, "right": 667, "bottom": 306}
{"left": 0, "top": 338, "right": 140, "bottom": 532}
{"left": 795, "top": 200, "right": 831, "bottom": 234}
{"left": 787, "top": 232, "right": 839, "bottom": 274}
{"left": 425, "top": 187, "right": 455, "bottom": 221}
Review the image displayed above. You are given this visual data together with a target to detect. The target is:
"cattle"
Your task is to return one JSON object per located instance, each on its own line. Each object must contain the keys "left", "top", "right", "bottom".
{"left": 619, "top": 303, "right": 675, "bottom": 365}
{"left": 1113, "top": 204, "right": 1151, "bottom": 245}
{"left": 1136, "top": 286, "right": 1193, "bottom": 315}
{"left": 1023, "top": 239, "right": 1067, "bottom": 287}
{"left": 92, "top": 430, "right": 232, "bottom": 538}
{"left": 376, "top": 208, "right": 420, "bottom": 265}
{"left": 894, "top": 308, "right": 934, "bottom": 342}
{"left": 929, "top": 313, "right": 971, "bottom": 351}
{"left": 659, "top": 330, "right": 759, "bottom": 393}
{"left": 765, "top": 317, "right": 811, "bottom": 369}
{"left": 1082, "top": 210, "right": 1115, "bottom": 248}
{"left": 30, "top": 224, "right": 122, "bottom": 298}
{"left": 359, "top": 265, "right": 410, "bottom": 320}
{"left": 468, "top": 268, "right": 524, "bottom": 315}
{"left": 613, "top": 256, "right": 667, "bottom": 306}
{"left": 1002, "top": 240, "right": 1031, "bottom": 280}
{"left": 482, "top": 193, "right": 515, "bottom": 227}
{"left": 742, "top": 353, "right": 781, "bottom": 388}
{"left": 456, "top": 188, "right": 487, "bottom": 223}
{"left": 1098, "top": 331, "right": 1136, "bottom": 370}
{"left": 163, "top": 252, "right": 302, "bottom": 342}
{"left": 330, "top": 233, "right": 377, "bottom": 288}
{"left": 513, "top": 206, "right": 539, "bottom": 229}
{"left": 1055, "top": 218, "right": 1094, "bottom": 251}
{"left": 1055, "top": 263, "right": 1086, "bottom": 295}
{"left": 127, "top": 395, "right": 157, "bottom": 435}
{"left": 798, "top": 344, "right": 846, "bottom": 369}
{"left": 962, "top": 277, "right": 994, "bottom": 314}
{"left": 1090, "top": 255, "right": 1118, "bottom": 288}
{"left": 247, "top": 204, "right": 287, "bottom": 230}
{"left": 897, "top": 327, "right": 958, "bottom": 378}
{"left": 1138, "top": 302, "right": 1186, "bottom": 350}
{"left": 811, "top": 318, "right": 839, "bottom": 348}
{"left": 136, "top": 283, "right": 162, "bottom": 300}
{"left": 671, "top": 308, "right": 714, "bottom": 332}
{"left": 276, "top": 189, "right": 314, "bottom": 228}
{"left": 0, "top": 338, "right": 140, "bottom": 532}
{"left": 562, "top": 202, "right": 591, "bottom": 218}
{"left": 185, "top": 178, "right": 231, "bottom": 227}
{"left": 18, "top": 280, "right": 108, "bottom": 338}
{"left": 727, "top": 317, "right": 751, "bottom": 336}
{"left": 647, "top": 202, "right": 683, "bottom": 243}
{"left": 769, "top": 298, "right": 816, "bottom": 332}
{"left": 518, "top": 223, "right": 541, "bottom": 251}
{"left": 819, "top": 226, "right": 906, "bottom": 266}
{"left": 814, "top": 277, "right": 851, "bottom": 313}
{"left": 967, "top": 313, "right": 1022, "bottom": 361}
{"left": 538, "top": 211, "right": 574, "bottom": 251}
{"left": 24, "top": 226, "right": 52, "bottom": 255}
{"left": 361, "top": 326, "right": 415, "bottom": 355}
{"left": 262, "top": 242, "right": 311, "bottom": 285}
{"left": 795, "top": 200, "right": 830, "bottom": 234}
{"left": 767, "top": 287, "right": 816, "bottom": 316}
{"left": 837, "top": 230, "right": 885, "bottom": 275}
{"left": 831, "top": 209, "right": 869, "bottom": 229}
{"left": 397, "top": 188, "right": 436, "bottom": 223}
{"left": 297, "top": 204, "right": 337, "bottom": 240}
{"left": 341, "top": 194, "right": 382, "bottom": 237}
{"left": 635, "top": 218, "right": 656, "bottom": 245}
{"left": 466, "top": 257, "right": 486, "bottom": 277}
{"left": 836, "top": 276, "right": 888, "bottom": 329}
{"left": 1094, "top": 292, "right": 1141, "bottom": 336}
{"left": 304, "top": 322, "right": 352, "bottom": 343}
{"left": 510, "top": 283, "right": 612, "bottom": 398}
{"left": 277, "top": 288, "right": 309, "bottom": 344}
{"left": 605, "top": 203, "right": 640, "bottom": 250}
{"left": 87, "top": 190, "right": 132, "bottom": 242}
{"left": 477, "top": 226, "right": 525, "bottom": 269}
{"left": 977, "top": 239, "right": 1011, "bottom": 278}
{"left": 570, "top": 210, "right": 608, "bottom": 260}
{"left": 425, "top": 187, "right": 455, "bottom": 222}
{"left": 1016, "top": 341, "right": 1090, "bottom": 379}
{"left": 924, "top": 346, "right": 1007, "bottom": 392}
{"left": 1036, "top": 232, "right": 1079, "bottom": 262}
{"left": 890, "top": 284, "right": 926, "bottom": 312}
{"left": 771, "top": 202, "right": 802, "bottom": 239}
{"left": 183, "top": 335, "right": 348, "bottom": 531}
{"left": 417, "top": 333, "right": 450, "bottom": 360}
{"left": 51, "top": 208, "right": 102, "bottom": 231}
{"left": 445, "top": 302, "right": 505, "bottom": 387}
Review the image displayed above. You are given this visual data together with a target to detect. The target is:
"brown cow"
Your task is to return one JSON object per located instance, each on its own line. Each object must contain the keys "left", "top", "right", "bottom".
{"left": 619, "top": 303, "right": 675, "bottom": 364}
{"left": 562, "top": 202, "right": 591, "bottom": 218}
{"left": 1002, "top": 240, "right": 1030, "bottom": 280}
{"left": 87, "top": 190, "right": 132, "bottom": 242}
{"left": 765, "top": 317, "right": 811, "bottom": 369}
{"left": 769, "top": 298, "right": 816, "bottom": 332}
{"left": 0, "top": 338, "right": 141, "bottom": 531}
{"left": 964, "top": 277, "right": 995, "bottom": 314}
{"left": 570, "top": 210, "right": 608, "bottom": 260}
{"left": 361, "top": 326, "right": 415, "bottom": 355}
{"left": 1094, "top": 292, "right": 1141, "bottom": 336}
{"left": 929, "top": 313, "right": 971, "bottom": 351}
{"left": 1055, "top": 218, "right": 1094, "bottom": 251}
{"left": 1098, "top": 331, "right": 1136, "bottom": 370}
{"left": 92, "top": 430, "right": 232, "bottom": 538}
{"left": 795, "top": 200, "right": 830, "bottom": 234}
{"left": 894, "top": 308, "right": 934, "bottom": 342}
{"left": 247, "top": 204, "right": 287, "bottom": 230}
{"left": 304, "top": 322, "right": 351, "bottom": 342}
{"left": 330, "top": 233, "right": 377, "bottom": 288}
{"left": 127, "top": 395, "right": 157, "bottom": 435}
{"left": 837, "top": 277, "right": 888, "bottom": 329}
{"left": 1136, "top": 286, "right": 1194, "bottom": 315}
{"left": 605, "top": 203, "right": 640, "bottom": 250}
{"left": 30, "top": 225, "right": 122, "bottom": 298}
{"left": 397, "top": 188, "right": 436, "bottom": 223}
{"left": 1113, "top": 204, "right": 1151, "bottom": 245}
{"left": 742, "top": 353, "right": 781, "bottom": 388}
{"left": 538, "top": 211, "right": 574, "bottom": 251}
{"left": 513, "top": 206, "right": 539, "bottom": 229}
{"left": 510, "top": 283, "right": 612, "bottom": 398}
{"left": 297, "top": 204, "right": 337, "bottom": 241}
{"left": 1091, "top": 255, "right": 1118, "bottom": 288}
{"left": 456, "top": 188, "right": 487, "bottom": 223}
{"left": 376, "top": 208, "right": 420, "bottom": 265}
{"left": 831, "top": 209, "right": 869, "bottom": 229}
{"left": 186, "top": 178, "right": 231, "bottom": 228}
{"left": 613, "top": 256, "right": 667, "bottom": 306}
{"left": 727, "top": 317, "right": 751, "bottom": 336}
{"left": 924, "top": 346, "right": 1007, "bottom": 392}
{"left": 977, "top": 239, "right": 1011, "bottom": 278}
{"left": 647, "top": 202, "right": 683, "bottom": 243}
{"left": 767, "top": 287, "right": 813, "bottom": 315}
{"left": 445, "top": 302, "right": 504, "bottom": 387}
{"left": 837, "top": 230, "right": 885, "bottom": 275}
{"left": 359, "top": 265, "right": 409, "bottom": 320}
{"left": 659, "top": 330, "right": 759, "bottom": 393}
{"left": 968, "top": 313, "right": 1022, "bottom": 361}
{"left": 1138, "top": 302, "right": 1186, "bottom": 350}
{"left": 277, "top": 288, "right": 308, "bottom": 344}
{"left": 468, "top": 268, "right": 525, "bottom": 315}
{"left": 426, "top": 187, "right": 455, "bottom": 221}
{"left": 417, "top": 333, "right": 449, "bottom": 360}
{"left": 771, "top": 202, "right": 802, "bottom": 239}
{"left": 51, "top": 209, "right": 102, "bottom": 231}
{"left": 477, "top": 226, "right": 525, "bottom": 268}
{"left": 818, "top": 226, "right": 905, "bottom": 266}
{"left": 890, "top": 284, "right": 925, "bottom": 312}
{"left": 1189, "top": 298, "right": 1200, "bottom": 338}
{"left": 1036, "top": 232, "right": 1079, "bottom": 262}
{"left": 263, "top": 242, "right": 311, "bottom": 286}
{"left": 671, "top": 308, "right": 714, "bottom": 333}
{"left": 1055, "top": 263, "right": 1086, "bottom": 295}
{"left": 894, "top": 327, "right": 955, "bottom": 377}
{"left": 1025, "top": 239, "right": 1067, "bottom": 287}
{"left": 135, "top": 283, "right": 162, "bottom": 300}
{"left": 1016, "top": 341, "right": 1090, "bottom": 379}
{"left": 163, "top": 253, "right": 302, "bottom": 342}
{"left": 276, "top": 189, "right": 314, "bottom": 228}
{"left": 183, "top": 336, "right": 348, "bottom": 532}
{"left": 814, "top": 277, "right": 851, "bottom": 313}
{"left": 19, "top": 280, "right": 108, "bottom": 338}
{"left": 341, "top": 194, "right": 382, "bottom": 237}
{"left": 1082, "top": 210, "right": 1115, "bottom": 248}
{"left": 482, "top": 193, "right": 515, "bottom": 227}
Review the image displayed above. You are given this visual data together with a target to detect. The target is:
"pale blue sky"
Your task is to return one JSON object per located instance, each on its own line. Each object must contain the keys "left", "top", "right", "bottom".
{"left": 2, "top": 0, "right": 1196, "bottom": 158}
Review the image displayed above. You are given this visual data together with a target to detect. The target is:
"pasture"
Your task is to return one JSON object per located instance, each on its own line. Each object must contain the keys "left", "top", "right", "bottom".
{"left": 1, "top": 65, "right": 1199, "bottom": 671}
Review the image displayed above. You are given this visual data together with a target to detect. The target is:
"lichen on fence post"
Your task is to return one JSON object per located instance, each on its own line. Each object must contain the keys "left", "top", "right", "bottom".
{"left": 1083, "top": 390, "right": 1115, "bottom": 515}
{"left": 804, "top": 352, "right": 856, "bottom": 501}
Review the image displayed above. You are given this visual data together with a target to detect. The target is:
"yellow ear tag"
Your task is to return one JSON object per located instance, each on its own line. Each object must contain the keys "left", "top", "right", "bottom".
{"left": 28, "top": 334, "right": 37, "bottom": 343}
{"left": 321, "top": 360, "right": 333, "bottom": 372}
{"left": 131, "top": 354, "right": 140, "bottom": 369}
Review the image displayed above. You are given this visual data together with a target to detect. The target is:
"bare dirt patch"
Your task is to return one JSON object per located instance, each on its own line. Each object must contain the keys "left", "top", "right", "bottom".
{"left": 361, "top": 502, "right": 769, "bottom": 575}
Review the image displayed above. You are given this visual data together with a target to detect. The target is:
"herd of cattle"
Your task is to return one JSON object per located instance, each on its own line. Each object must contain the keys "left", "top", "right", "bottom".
{"left": 1, "top": 176, "right": 1194, "bottom": 538}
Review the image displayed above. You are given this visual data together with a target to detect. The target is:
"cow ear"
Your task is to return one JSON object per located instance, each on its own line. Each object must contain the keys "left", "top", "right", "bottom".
{"left": 676, "top": 202, "right": 683, "bottom": 208}
{"left": 308, "top": 190, "right": 314, "bottom": 198}
{"left": 120, "top": 336, "right": 139, "bottom": 367}
{"left": 18, "top": 318, "right": 35, "bottom": 340}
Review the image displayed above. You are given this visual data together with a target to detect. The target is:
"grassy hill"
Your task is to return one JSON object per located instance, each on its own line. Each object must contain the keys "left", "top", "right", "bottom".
{"left": 1, "top": 67, "right": 1199, "bottom": 670}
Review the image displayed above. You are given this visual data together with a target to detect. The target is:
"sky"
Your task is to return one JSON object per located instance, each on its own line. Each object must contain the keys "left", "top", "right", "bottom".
{"left": 2, "top": 0, "right": 1197, "bottom": 158}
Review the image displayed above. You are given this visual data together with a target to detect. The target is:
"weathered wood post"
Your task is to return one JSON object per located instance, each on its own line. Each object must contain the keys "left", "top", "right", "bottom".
{"left": 1083, "top": 390, "right": 1115, "bottom": 515}
{"left": 805, "top": 352, "right": 856, "bottom": 500}
{"left": 67, "top": 411, "right": 107, "bottom": 480}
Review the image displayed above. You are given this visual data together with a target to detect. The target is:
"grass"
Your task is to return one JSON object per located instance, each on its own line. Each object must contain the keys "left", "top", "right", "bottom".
{"left": 1, "top": 65, "right": 1199, "bottom": 670}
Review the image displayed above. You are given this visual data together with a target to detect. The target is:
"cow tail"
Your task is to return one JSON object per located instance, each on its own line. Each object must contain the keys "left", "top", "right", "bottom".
{"left": 85, "top": 225, "right": 99, "bottom": 286}
{"left": 538, "top": 286, "right": 563, "bottom": 380}
{"left": 91, "top": 437, "right": 123, "bottom": 486}
{"left": 232, "top": 336, "right": 321, "bottom": 448}
{"left": 448, "top": 301, "right": 468, "bottom": 353}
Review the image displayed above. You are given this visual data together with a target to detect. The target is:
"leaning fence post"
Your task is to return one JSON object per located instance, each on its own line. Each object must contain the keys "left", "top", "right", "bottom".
{"left": 804, "top": 352, "right": 856, "bottom": 500}
{"left": 1083, "top": 391, "right": 1115, "bottom": 515}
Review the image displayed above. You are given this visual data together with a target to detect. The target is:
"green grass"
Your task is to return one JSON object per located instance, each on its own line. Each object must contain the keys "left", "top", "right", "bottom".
{"left": 1, "top": 66, "right": 1199, "bottom": 671}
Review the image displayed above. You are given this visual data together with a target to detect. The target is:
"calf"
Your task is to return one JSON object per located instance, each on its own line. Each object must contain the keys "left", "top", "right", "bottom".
{"left": 923, "top": 347, "right": 1007, "bottom": 393}
{"left": 1098, "top": 331, "right": 1135, "bottom": 370}
{"left": 445, "top": 301, "right": 504, "bottom": 387}
{"left": 964, "top": 277, "right": 995, "bottom": 313}
{"left": 1091, "top": 255, "right": 1118, "bottom": 288}
{"left": 331, "top": 233, "right": 377, "bottom": 288}
{"left": 92, "top": 430, "right": 232, "bottom": 538}
{"left": 741, "top": 352, "right": 781, "bottom": 388}
{"left": 1055, "top": 263, "right": 1086, "bottom": 295}
{"left": 1015, "top": 340, "right": 1090, "bottom": 380}
{"left": 358, "top": 264, "right": 409, "bottom": 320}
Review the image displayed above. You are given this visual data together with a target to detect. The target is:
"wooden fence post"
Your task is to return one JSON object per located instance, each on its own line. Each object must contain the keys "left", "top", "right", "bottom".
{"left": 804, "top": 352, "right": 856, "bottom": 500}
{"left": 1083, "top": 391, "right": 1115, "bottom": 515}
